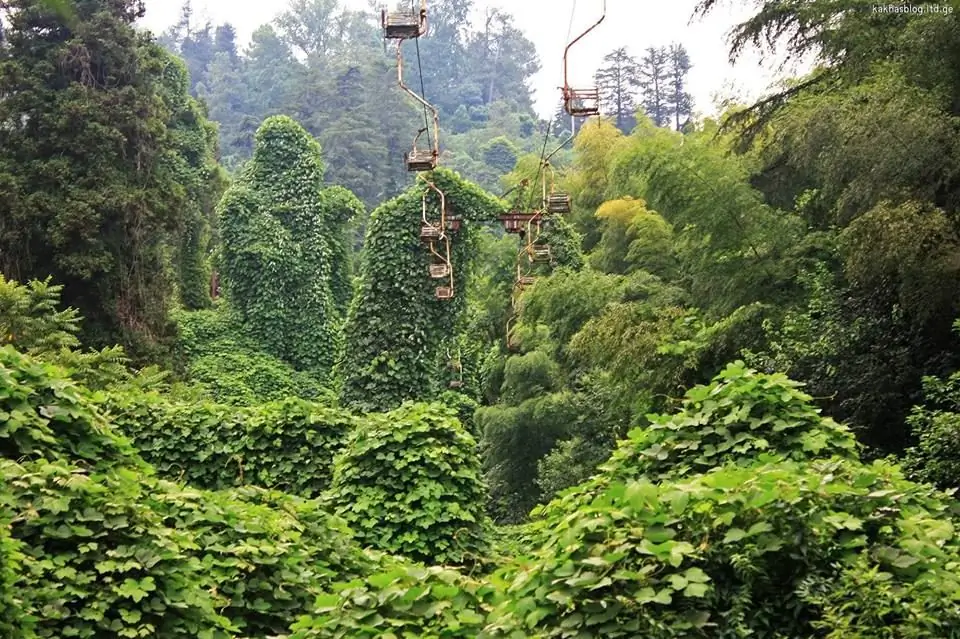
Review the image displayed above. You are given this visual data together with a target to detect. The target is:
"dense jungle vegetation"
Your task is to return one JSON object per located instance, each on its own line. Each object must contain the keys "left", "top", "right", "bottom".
{"left": 3, "top": 0, "right": 960, "bottom": 636}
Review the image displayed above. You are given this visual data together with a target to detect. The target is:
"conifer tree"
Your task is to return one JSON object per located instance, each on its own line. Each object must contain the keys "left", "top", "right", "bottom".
{"left": 595, "top": 47, "right": 641, "bottom": 132}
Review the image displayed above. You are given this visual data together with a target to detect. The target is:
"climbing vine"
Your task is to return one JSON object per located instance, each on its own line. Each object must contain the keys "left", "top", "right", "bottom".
{"left": 219, "top": 116, "right": 359, "bottom": 379}
{"left": 339, "top": 168, "right": 506, "bottom": 412}
{"left": 321, "top": 185, "right": 365, "bottom": 317}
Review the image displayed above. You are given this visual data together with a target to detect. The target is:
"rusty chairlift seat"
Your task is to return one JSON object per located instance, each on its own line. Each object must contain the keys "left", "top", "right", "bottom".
{"left": 447, "top": 353, "right": 463, "bottom": 388}
{"left": 429, "top": 262, "right": 450, "bottom": 278}
{"left": 546, "top": 192, "right": 572, "bottom": 214}
{"left": 529, "top": 245, "right": 552, "bottom": 262}
{"left": 382, "top": 1, "right": 427, "bottom": 40}
{"left": 406, "top": 127, "right": 438, "bottom": 172}
{"left": 499, "top": 211, "right": 538, "bottom": 234}
{"left": 561, "top": 0, "right": 606, "bottom": 118}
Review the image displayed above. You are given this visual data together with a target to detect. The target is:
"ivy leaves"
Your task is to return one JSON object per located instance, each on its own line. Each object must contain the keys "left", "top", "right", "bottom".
{"left": 340, "top": 168, "right": 506, "bottom": 412}
{"left": 327, "top": 402, "right": 490, "bottom": 566}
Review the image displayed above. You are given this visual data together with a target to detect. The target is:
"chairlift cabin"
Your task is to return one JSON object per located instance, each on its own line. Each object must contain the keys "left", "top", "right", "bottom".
{"left": 382, "top": 0, "right": 427, "bottom": 40}
{"left": 529, "top": 245, "right": 552, "bottom": 262}
{"left": 435, "top": 286, "right": 454, "bottom": 299}
{"left": 499, "top": 211, "right": 538, "bottom": 234}
{"left": 541, "top": 156, "right": 571, "bottom": 214}
{"left": 546, "top": 192, "right": 571, "bottom": 214}
{"left": 420, "top": 224, "right": 442, "bottom": 242}
{"left": 396, "top": 41, "right": 441, "bottom": 171}
{"left": 420, "top": 179, "right": 446, "bottom": 241}
{"left": 561, "top": 0, "right": 606, "bottom": 117}
{"left": 406, "top": 130, "right": 438, "bottom": 172}
{"left": 429, "top": 263, "right": 450, "bottom": 278}
{"left": 447, "top": 355, "right": 463, "bottom": 388}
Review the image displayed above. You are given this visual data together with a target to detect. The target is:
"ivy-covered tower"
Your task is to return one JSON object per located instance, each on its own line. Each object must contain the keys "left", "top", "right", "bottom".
{"left": 219, "top": 116, "right": 353, "bottom": 379}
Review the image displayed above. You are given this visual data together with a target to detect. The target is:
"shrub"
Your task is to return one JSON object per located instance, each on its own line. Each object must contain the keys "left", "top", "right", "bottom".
{"left": 327, "top": 402, "right": 490, "bottom": 566}
{"left": 529, "top": 361, "right": 859, "bottom": 524}
{"left": 0, "top": 345, "right": 139, "bottom": 466}
{"left": 174, "top": 307, "right": 330, "bottom": 406}
{"left": 485, "top": 458, "right": 960, "bottom": 638}
{"left": 104, "top": 392, "right": 354, "bottom": 498}
{"left": 148, "top": 482, "right": 370, "bottom": 637}
{"left": 903, "top": 371, "right": 960, "bottom": 491}
{"left": 0, "top": 488, "right": 21, "bottom": 638}
{"left": 289, "top": 564, "right": 490, "bottom": 639}
{"left": 2, "top": 459, "right": 233, "bottom": 638}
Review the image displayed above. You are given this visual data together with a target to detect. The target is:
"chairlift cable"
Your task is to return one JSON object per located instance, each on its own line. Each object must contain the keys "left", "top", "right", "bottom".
{"left": 414, "top": 36, "right": 433, "bottom": 149}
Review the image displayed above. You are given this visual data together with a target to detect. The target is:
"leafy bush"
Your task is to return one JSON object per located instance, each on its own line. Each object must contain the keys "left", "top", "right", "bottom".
{"left": 148, "top": 482, "right": 369, "bottom": 637}
{"left": 0, "top": 275, "right": 165, "bottom": 391}
{"left": 0, "top": 345, "right": 139, "bottom": 466}
{"left": 2, "top": 459, "right": 233, "bottom": 638}
{"left": 903, "top": 371, "right": 960, "bottom": 491}
{"left": 219, "top": 116, "right": 342, "bottom": 378}
{"left": 537, "top": 361, "right": 858, "bottom": 514}
{"left": 620, "top": 361, "right": 858, "bottom": 480}
{"left": 174, "top": 307, "right": 330, "bottom": 405}
{"left": 289, "top": 564, "right": 490, "bottom": 638}
{"left": 486, "top": 458, "right": 960, "bottom": 638}
{"left": 327, "top": 402, "right": 490, "bottom": 566}
{"left": 0, "top": 488, "right": 21, "bottom": 639}
{"left": 104, "top": 392, "right": 354, "bottom": 497}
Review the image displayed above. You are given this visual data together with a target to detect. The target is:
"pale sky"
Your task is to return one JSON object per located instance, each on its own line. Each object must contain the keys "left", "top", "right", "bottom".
{"left": 140, "top": 0, "right": 813, "bottom": 120}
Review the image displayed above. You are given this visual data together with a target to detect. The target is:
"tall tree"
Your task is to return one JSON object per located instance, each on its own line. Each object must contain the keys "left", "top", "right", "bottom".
{"left": 666, "top": 43, "right": 693, "bottom": 131}
{"left": 638, "top": 46, "right": 669, "bottom": 127}
{"left": 214, "top": 23, "right": 240, "bottom": 67}
{"left": 180, "top": 22, "right": 214, "bottom": 93}
{"left": 595, "top": 47, "right": 641, "bottom": 132}
{"left": 0, "top": 0, "right": 193, "bottom": 359}
{"left": 155, "top": 50, "right": 226, "bottom": 311}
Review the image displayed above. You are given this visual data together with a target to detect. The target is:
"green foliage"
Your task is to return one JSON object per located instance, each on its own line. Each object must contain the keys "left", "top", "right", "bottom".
{"left": 499, "top": 351, "right": 561, "bottom": 404}
{"left": 481, "top": 136, "right": 520, "bottom": 173}
{"left": 156, "top": 49, "right": 225, "bottom": 311}
{"left": 903, "top": 368, "right": 960, "bottom": 491}
{"left": 289, "top": 564, "right": 491, "bottom": 639}
{"left": 0, "top": 274, "right": 172, "bottom": 392}
{"left": 173, "top": 307, "right": 329, "bottom": 405}
{"left": 147, "top": 482, "right": 369, "bottom": 637}
{"left": 104, "top": 393, "right": 353, "bottom": 498}
{"left": 327, "top": 402, "right": 490, "bottom": 566}
{"left": 0, "top": 0, "right": 214, "bottom": 361}
{"left": 487, "top": 457, "right": 960, "bottom": 638}
{"left": 2, "top": 459, "right": 233, "bottom": 638}
{"left": 219, "top": 115, "right": 342, "bottom": 377}
{"left": 0, "top": 275, "right": 81, "bottom": 353}
{"left": 320, "top": 185, "right": 365, "bottom": 316}
{"left": 0, "top": 484, "right": 21, "bottom": 638}
{"left": 0, "top": 345, "right": 139, "bottom": 466}
{"left": 339, "top": 168, "right": 506, "bottom": 412}
{"left": 478, "top": 392, "right": 599, "bottom": 524}
{"left": 535, "top": 362, "right": 858, "bottom": 516}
